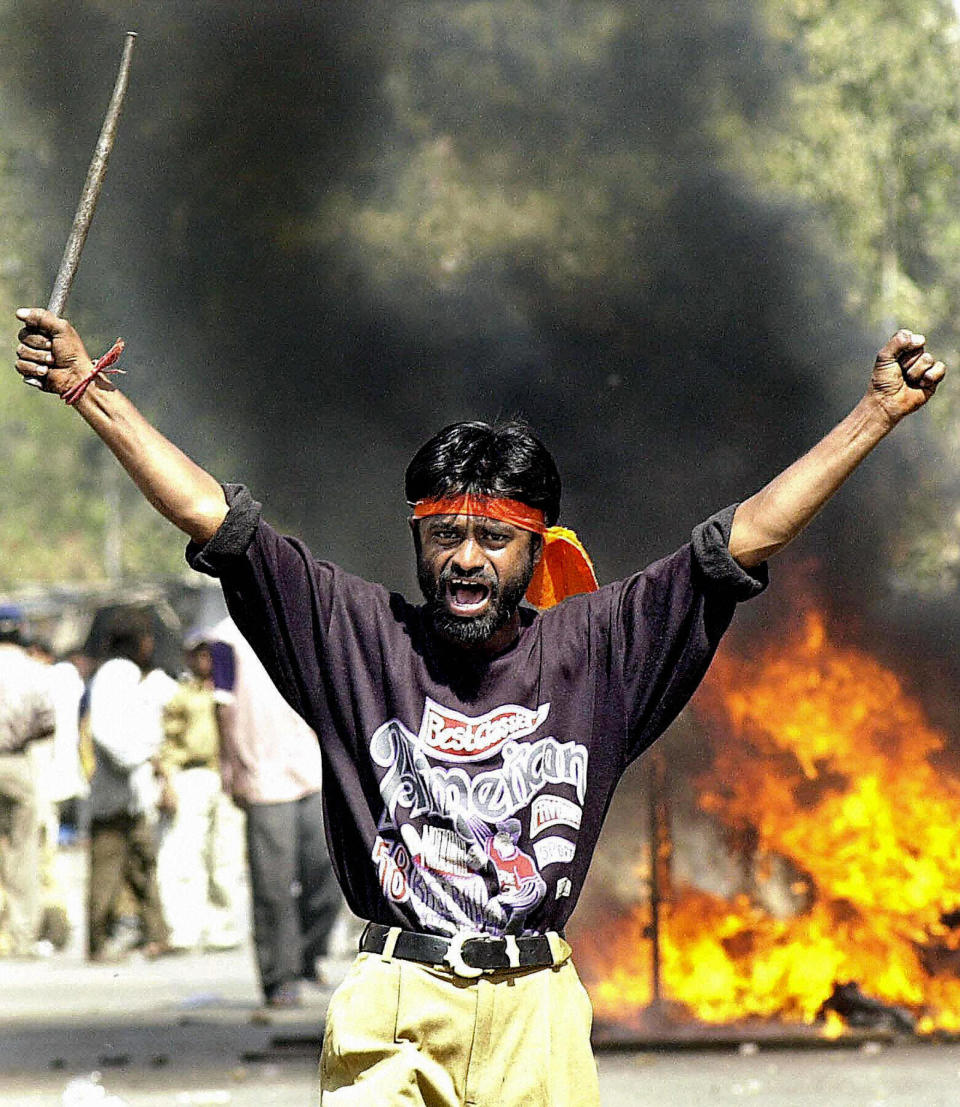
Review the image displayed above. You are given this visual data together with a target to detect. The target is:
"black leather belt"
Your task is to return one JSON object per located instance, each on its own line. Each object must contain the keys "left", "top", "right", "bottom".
{"left": 360, "top": 922, "right": 561, "bottom": 978}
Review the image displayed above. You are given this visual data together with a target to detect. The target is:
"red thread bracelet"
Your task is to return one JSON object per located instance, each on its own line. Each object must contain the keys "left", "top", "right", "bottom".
{"left": 62, "top": 338, "right": 126, "bottom": 406}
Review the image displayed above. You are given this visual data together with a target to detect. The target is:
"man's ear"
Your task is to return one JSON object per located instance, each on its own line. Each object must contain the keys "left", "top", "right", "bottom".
{"left": 530, "top": 533, "right": 544, "bottom": 567}
{"left": 409, "top": 518, "right": 422, "bottom": 557}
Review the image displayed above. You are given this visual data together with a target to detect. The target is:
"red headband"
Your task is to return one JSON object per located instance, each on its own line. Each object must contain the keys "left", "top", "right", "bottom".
{"left": 412, "top": 494, "right": 546, "bottom": 534}
{"left": 412, "top": 494, "right": 598, "bottom": 608}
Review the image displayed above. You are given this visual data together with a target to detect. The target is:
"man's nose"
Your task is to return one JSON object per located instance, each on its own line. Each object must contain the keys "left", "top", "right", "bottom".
{"left": 450, "top": 536, "right": 485, "bottom": 574}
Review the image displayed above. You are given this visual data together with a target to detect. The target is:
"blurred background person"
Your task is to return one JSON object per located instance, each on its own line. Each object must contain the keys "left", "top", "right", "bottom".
{"left": 21, "top": 637, "right": 89, "bottom": 952}
{"left": 85, "top": 611, "right": 176, "bottom": 961}
{"left": 49, "top": 646, "right": 93, "bottom": 845}
{"left": 156, "top": 632, "right": 243, "bottom": 953}
{"left": 0, "top": 604, "right": 55, "bottom": 958}
{"left": 208, "top": 616, "right": 342, "bottom": 1008}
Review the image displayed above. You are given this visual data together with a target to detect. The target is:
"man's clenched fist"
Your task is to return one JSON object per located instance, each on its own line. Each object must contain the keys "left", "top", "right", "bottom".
{"left": 15, "top": 308, "right": 95, "bottom": 396}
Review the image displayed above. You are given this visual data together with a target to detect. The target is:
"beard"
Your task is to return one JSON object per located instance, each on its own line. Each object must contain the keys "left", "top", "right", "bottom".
{"left": 418, "top": 554, "right": 535, "bottom": 648}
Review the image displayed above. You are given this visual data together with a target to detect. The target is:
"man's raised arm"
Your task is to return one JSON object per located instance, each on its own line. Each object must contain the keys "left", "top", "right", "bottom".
{"left": 729, "top": 329, "right": 946, "bottom": 569}
{"left": 14, "top": 308, "right": 227, "bottom": 543}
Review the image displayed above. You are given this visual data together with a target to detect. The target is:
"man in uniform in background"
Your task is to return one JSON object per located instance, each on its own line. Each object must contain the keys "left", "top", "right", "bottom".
{"left": 156, "top": 633, "right": 244, "bottom": 953}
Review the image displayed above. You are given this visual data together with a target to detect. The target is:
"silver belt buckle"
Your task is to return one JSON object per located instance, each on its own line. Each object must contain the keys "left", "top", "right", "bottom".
{"left": 443, "top": 931, "right": 484, "bottom": 978}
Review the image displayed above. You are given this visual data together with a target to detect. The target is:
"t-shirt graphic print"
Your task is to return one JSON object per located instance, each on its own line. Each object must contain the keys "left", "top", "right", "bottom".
{"left": 370, "top": 696, "right": 587, "bottom": 936}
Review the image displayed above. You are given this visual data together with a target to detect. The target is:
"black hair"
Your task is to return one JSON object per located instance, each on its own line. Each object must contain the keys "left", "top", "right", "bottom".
{"left": 404, "top": 421, "right": 562, "bottom": 526}
{"left": 104, "top": 609, "right": 154, "bottom": 665}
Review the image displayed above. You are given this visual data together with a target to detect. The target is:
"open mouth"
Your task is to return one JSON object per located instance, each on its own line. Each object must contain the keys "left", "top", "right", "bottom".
{"left": 444, "top": 579, "right": 492, "bottom": 617}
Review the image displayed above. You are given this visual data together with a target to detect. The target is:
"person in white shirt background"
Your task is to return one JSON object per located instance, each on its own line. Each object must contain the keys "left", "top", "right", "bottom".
{"left": 21, "top": 637, "right": 88, "bottom": 952}
{"left": 0, "top": 604, "right": 55, "bottom": 958}
{"left": 207, "top": 616, "right": 344, "bottom": 1008}
{"left": 85, "top": 610, "right": 176, "bottom": 961}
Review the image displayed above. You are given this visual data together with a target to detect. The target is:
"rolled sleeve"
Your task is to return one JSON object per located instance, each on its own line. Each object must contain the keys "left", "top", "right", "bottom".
{"left": 692, "top": 503, "right": 768, "bottom": 601}
{"left": 186, "top": 484, "right": 262, "bottom": 577}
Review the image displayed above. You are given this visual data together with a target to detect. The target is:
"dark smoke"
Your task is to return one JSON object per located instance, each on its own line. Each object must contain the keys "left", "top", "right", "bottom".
{"left": 10, "top": 1, "right": 957, "bottom": 695}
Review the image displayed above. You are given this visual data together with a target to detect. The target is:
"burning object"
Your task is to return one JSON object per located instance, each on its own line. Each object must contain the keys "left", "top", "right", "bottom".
{"left": 815, "top": 981, "right": 916, "bottom": 1035}
{"left": 575, "top": 611, "right": 960, "bottom": 1034}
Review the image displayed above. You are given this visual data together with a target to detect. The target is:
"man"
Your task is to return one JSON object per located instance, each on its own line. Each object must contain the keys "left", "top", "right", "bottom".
{"left": 206, "top": 616, "right": 341, "bottom": 1008}
{"left": 13, "top": 308, "right": 946, "bottom": 1103}
{"left": 0, "top": 604, "right": 55, "bottom": 958}
{"left": 85, "top": 612, "right": 175, "bottom": 960}
{"left": 156, "top": 633, "right": 244, "bottom": 954}
{"left": 20, "top": 637, "right": 84, "bottom": 951}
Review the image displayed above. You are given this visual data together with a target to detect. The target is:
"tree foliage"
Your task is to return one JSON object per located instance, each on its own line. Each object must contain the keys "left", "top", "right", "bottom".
{"left": 2, "top": 0, "right": 960, "bottom": 589}
{"left": 722, "top": 0, "right": 960, "bottom": 586}
{"left": 0, "top": 45, "right": 184, "bottom": 589}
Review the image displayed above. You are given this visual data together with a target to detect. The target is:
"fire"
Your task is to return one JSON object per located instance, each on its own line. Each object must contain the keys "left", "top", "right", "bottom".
{"left": 577, "top": 611, "right": 960, "bottom": 1031}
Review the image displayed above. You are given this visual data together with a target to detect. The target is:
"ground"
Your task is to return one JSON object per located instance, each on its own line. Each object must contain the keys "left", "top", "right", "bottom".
{"left": 6, "top": 945, "right": 960, "bottom": 1106}
{"left": 3, "top": 848, "right": 960, "bottom": 1105}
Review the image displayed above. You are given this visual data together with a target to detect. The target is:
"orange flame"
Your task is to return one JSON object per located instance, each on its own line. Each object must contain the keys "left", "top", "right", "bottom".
{"left": 577, "top": 611, "right": 960, "bottom": 1031}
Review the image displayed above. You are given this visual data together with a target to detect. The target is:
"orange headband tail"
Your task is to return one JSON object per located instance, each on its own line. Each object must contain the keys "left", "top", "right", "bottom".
{"left": 525, "top": 526, "right": 598, "bottom": 609}
{"left": 412, "top": 494, "right": 598, "bottom": 609}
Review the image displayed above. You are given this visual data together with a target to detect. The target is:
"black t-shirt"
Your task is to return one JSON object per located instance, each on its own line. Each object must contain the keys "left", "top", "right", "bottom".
{"left": 187, "top": 486, "right": 766, "bottom": 937}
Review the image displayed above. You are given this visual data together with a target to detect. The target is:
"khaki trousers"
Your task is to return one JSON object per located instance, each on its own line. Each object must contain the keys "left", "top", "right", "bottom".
{"left": 319, "top": 942, "right": 599, "bottom": 1107}
{"left": 0, "top": 750, "right": 40, "bottom": 956}
{"left": 87, "top": 811, "right": 168, "bottom": 957}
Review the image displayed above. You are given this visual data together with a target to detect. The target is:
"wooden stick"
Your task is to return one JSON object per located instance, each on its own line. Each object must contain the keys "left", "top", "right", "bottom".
{"left": 47, "top": 31, "right": 137, "bottom": 315}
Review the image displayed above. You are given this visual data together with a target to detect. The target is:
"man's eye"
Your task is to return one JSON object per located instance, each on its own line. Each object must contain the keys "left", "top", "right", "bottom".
{"left": 482, "top": 530, "right": 511, "bottom": 545}
{"left": 433, "top": 529, "right": 460, "bottom": 544}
